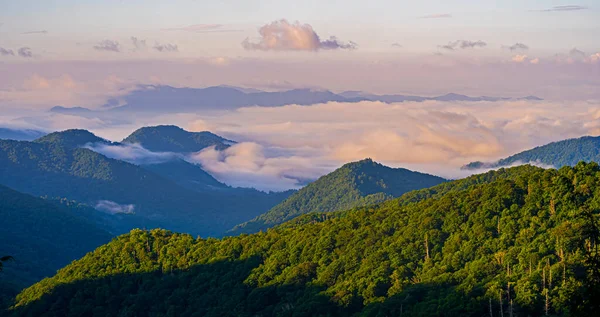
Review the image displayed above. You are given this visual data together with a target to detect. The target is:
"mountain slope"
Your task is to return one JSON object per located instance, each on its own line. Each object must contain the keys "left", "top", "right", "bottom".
{"left": 0, "top": 131, "right": 286, "bottom": 236}
{"left": 463, "top": 135, "right": 600, "bottom": 170}
{"left": 0, "top": 128, "right": 45, "bottom": 141}
{"left": 0, "top": 185, "right": 112, "bottom": 307}
{"left": 122, "top": 125, "right": 233, "bottom": 153}
{"left": 230, "top": 159, "right": 446, "bottom": 234}
{"left": 11, "top": 163, "right": 599, "bottom": 316}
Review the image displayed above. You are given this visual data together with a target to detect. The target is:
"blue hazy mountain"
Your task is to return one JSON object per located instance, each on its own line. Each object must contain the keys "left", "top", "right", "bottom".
{"left": 0, "top": 128, "right": 46, "bottom": 141}
{"left": 122, "top": 125, "right": 234, "bottom": 152}
{"left": 0, "top": 129, "right": 291, "bottom": 237}
{"left": 50, "top": 85, "right": 543, "bottom": 114}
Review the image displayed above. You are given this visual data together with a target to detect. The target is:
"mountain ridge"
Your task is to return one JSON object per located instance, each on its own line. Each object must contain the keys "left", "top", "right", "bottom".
{"left": 49, "top": 85, "right": 543, "bottom": 114}
{"left": 230, "top": 158, "right": 446, "bottom": 234}
{"left": 462, "top": 135, "right": 600, "bottom": 170}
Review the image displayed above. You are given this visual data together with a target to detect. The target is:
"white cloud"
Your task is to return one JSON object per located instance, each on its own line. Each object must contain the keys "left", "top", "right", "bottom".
{"left": 85, "top": 142, "right": 181, "bottom": 165}
{"left": 94, "top": 200, "right": 135, "bottom": 215}
{"left": 188, "top": 142, "right": 335, "bottom": 191}
{"left": 242, "top": 19, "right": 357, "bottom": 51}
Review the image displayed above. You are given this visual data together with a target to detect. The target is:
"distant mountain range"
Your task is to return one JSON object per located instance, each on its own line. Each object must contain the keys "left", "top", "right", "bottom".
{"left": 49, "top": 85, "right": 543, "bottom": 114}
{"left": 0, "top": 128, "right": 292, "bottom": 237}
{"left": 230, "top": 158, "right": 446, "bottom": 234}
{"left": 0, "top": 128, "right": 46, "bottom": 141}
{"left": 463, "top": 135, "right": 600, "bottom": 170}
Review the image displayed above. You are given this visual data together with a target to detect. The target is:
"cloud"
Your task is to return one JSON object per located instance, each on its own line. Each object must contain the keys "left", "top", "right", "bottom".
{"left": 419, "top": 13, "right": 452, "bottom": 19}
{"left": 94, "top": 200, "right": 135, "bottom": 215}
{"left": 537, "top": 5, "right": 588, "bottom": 12}
{"left": 153, "top": 43, "right": 179, "bottom": 52}
{"left": 85, "top": 142, "right": 180, "bottom": 165}
{"left": 21, "top": 30, "right": 48, "bottom": 35}
{"left": 504, "top": 43, "right": 529, "bottom": 51}
{"left": 242, "top": 19, "right": 357, "bottom": 51}
{"left": 93, "top": 40, "right": 121, "bottom": 52}
{"left": 0, "top": 47, "right": 14, "bottom": 56}
{"left": 189, "top": 142, "right": 336, "bottom": 191}
{"left": 570, "top": 47, "right": 586, "bottom": 58}
{"left": 391, "top": 43, "right": 403, "bottom": 48}
{"left": 131, "top": 37, "right": 147, "bottom": 50}
{"left": 162, "top": 24, "right": 241, "bottom": 33}
{"left": 511, "top": 55, "right": 529, "bottom": 63}
{"left": 440, "top": 40, "right": 487, "bottom": 50}
{"left": 18, "top": 47, "right": 33, "bottom": 58}
{"left": 207, "top": 56, "right": 230, "bottom": 66}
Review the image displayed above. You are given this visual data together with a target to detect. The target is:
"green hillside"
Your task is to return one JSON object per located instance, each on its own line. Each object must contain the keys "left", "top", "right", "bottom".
{"left": 0, "top": 132, "right": 287, "bottom": 237}
{"left": 463, "top": 135, "right": 600, "bottom": 170}
{"left": 11, "top": 163, "right": 599, "bottom": 316}
{"left": 0, "top": 185, "right": 112, "bottom": 308}
{"left": 230, "top": 159, "right": 446, "bottom": 234}
{"left": 122, "top": 125, "right": 234, "bottom": 153}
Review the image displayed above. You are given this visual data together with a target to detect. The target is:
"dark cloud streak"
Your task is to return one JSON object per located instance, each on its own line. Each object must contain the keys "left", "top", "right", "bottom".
{"left": 0, "top": 47, "right": 15, "bottom": 56}
{"left": 440, "top": 40, "right": 487, "bottom": 50}
{"left": 21, "top": 30, "right": 48, "bottom": 35}
{"left": 18, "top": 47, "right": 33, "bottom": 58}
{"left": 93, "top": 40, "right": 121, "bottom": 52}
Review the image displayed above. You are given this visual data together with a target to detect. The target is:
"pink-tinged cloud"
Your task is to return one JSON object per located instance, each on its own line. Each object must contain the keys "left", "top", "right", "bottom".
{"left": 242, "top": 19, "right": 357, "bottom": 51}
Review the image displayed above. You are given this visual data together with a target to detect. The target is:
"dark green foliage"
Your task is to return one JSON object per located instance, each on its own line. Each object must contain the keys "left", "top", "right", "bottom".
{"left": 0, "top": 185, "right": 112, "bottom": 308}
{"left": 13, "top": 163, "right": 600, "bottom": 316}
{"left": 0, "top": 134, "right": 289, "bottom": 237}
{"left": 231, "top": 159, "right": 446, "bottom": 234}
{"left": 34, "top": 129, "right": 112, "bottom": 149}
{"left": 463, "top": 135, "right": 600, "bottom": 170}
{"left": 122, "top": 125, "right": 233, "bottom": 153}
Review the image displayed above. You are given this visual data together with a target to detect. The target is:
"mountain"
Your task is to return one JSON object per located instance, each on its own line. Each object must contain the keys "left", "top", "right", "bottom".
{"left": 34, "top": 129, "right": 113, "bottom": 148}
{"left": 52, "top": 85, "right": 542, "bottom": 114}
{"left": 141, "top": 159, "right": 229, "bottom": 191}
{"left": 0, "top": 130, "right": 289, "bottom": 236}
{"left": 0, "top": 185, "right": 112, "bottom": 308}
{"left": 122, "top": 125, "right": 234, "bottom": 153}
{"left": 462, "top": 135, "right": 600, "bottom": 170}
{"left": 11, "top": 163, "right": 599, "bottom": 316}
{"left": 0, "top": 128, "right": 45, "bottom": 141}
{"left": 230, "top": 159, "right": 446, "bottom": 234}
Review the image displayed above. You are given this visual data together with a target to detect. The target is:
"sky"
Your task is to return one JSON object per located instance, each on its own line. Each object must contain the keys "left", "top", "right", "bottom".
{"left": 1, "top": 1, "right": 600, "bottom": 190}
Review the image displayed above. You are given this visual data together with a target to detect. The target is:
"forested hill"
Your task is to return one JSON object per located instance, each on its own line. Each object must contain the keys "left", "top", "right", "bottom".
{"left": 122, "top": 125, "right": 234, "bottom": 153}
{"left": 0, "top": 132, "right": 288, "bottom": 237}
{"left": 230, "top": 159, "right": 446, "bottom": 234}
{"left": 463, "top": 135, "right": 600, "bottom": 170}
{"left": 0, "top": 185, "right": 112, "bottom": 308}
{"left": 12, "top": 164, "right": 600, "bottom": 316}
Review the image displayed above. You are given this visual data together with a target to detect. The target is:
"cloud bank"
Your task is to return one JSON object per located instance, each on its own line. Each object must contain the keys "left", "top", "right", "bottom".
{"left": 242, "top": 19, "right": 357, "bottom": 51}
